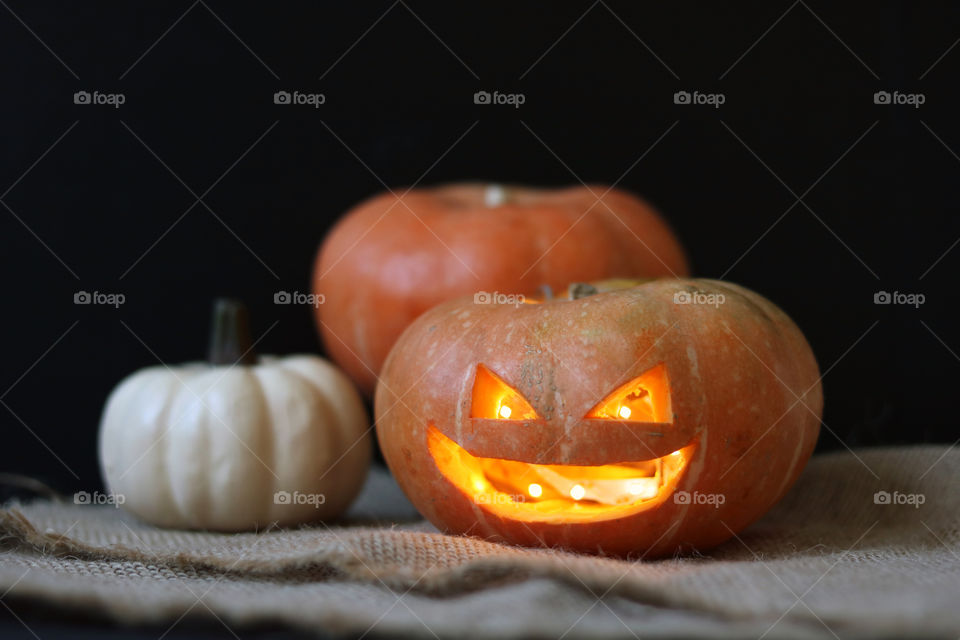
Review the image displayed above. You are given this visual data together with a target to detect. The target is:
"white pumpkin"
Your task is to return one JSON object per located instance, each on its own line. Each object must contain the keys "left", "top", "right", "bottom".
{"left": 98, "top": 301, "right": 371, "bottom": 530}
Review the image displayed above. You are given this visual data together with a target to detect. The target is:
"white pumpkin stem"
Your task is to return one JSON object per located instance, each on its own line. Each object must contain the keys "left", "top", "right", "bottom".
{"left": 208, "top": 299, "right": 256, "bottom": 366}
{"left": 484, "top": 184, "right": 508, "bottom": 207}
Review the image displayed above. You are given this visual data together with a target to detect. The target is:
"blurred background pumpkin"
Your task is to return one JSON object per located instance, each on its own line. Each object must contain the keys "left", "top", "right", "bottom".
{"left": 314, "top": 183, "right": 688, "bottom": 395}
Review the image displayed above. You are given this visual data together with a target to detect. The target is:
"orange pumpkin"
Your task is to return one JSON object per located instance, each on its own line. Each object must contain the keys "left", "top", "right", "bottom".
{"left": 314, "top": 184, "right": 689, "bottom": 396}
{"left": 374, "top": 279, "right": 822, "bottom": 557}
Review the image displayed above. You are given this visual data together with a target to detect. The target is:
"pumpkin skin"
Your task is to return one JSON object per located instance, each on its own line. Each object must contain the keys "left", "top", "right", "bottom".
{"left": 99, "top": 355, "right": 371, "bottom": 531}
{"left": 375, "top": 279, "right": 822, "bottom": 557}
{"left": 314, "top": 184, "right": 689, "bottom": 396}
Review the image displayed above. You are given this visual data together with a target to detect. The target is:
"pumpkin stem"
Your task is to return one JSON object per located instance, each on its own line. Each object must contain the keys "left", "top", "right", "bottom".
{"left": 484, "top": 184, "right": 508, "bottom": 207}
{"left": 208, "top": 299, "right": 256, "bottom": 366}
{"left": 568, "top": 282, "right": 599, "bottom": 300}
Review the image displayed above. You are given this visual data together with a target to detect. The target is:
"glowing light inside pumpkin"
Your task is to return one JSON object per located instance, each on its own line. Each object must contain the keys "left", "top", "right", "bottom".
{"left": 587, "top": 364, "right": 672, "bottom": 423}
{"left": 440, "top": 362, "right": 689, "bottom": 522}
{"left": 471, "top": 364, "right": 539, "bottom": 420}
{"left": 627, "top": 478, "right": 659, "bottom": 498}
{"left": 427, "top": 425, "right": 696, "bottom": 523}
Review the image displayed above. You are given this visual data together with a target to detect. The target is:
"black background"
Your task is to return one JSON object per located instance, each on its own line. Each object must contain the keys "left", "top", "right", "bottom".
{"left": 1, "top": 1, "right": 958, "bottom": 495}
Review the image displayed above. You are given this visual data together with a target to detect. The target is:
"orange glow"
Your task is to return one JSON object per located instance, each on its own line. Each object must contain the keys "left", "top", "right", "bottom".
{"left": 470, "top": 364, "right": 539, "bottom": 420}
{"left": 427, "top": 425, "right": 695, "bottom": 523}
{"left": 587, "top": 363, "right": 672, "bottom": 423}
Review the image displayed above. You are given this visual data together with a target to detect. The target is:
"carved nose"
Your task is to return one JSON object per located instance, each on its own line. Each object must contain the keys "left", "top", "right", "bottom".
{"left": 451, "top": 418, "right": 687, "bottom": 465}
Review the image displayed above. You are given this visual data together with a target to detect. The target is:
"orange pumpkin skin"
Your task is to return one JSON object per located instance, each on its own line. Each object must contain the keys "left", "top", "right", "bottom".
{"left": 375, "top": 279, "right": 822, "bottom": 557}
{"left": 314, "top": 184, "right": 689, "bottom": 396}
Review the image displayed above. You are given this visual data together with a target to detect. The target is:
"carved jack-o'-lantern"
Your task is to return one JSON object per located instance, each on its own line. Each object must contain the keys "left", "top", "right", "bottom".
{"left": 375, "top": 279, "right": 822, "bottom": 557}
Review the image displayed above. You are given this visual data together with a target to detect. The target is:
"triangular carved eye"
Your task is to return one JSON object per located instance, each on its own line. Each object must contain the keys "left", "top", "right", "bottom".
{"left": 470, "top": 365, "right": 539, "bottom": 420}
{"left": 585, "top": 363, "right": 672, "bottom": 423}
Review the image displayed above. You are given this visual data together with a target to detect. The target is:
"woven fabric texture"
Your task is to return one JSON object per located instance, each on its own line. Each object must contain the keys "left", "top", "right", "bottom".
{"left": 0, "top": 446, "right": 957, "bottom": 639}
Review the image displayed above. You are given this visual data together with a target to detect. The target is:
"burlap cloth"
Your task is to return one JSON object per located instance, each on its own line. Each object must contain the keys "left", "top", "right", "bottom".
{"left": 1, "top": 446, "right": 957, "bottom": 639}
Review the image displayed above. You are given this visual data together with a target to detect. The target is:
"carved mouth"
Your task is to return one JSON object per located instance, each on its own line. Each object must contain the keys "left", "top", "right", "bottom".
{"left": 427, "top": 425, "right": 695, "bottom": 523}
